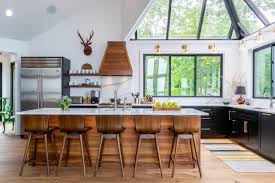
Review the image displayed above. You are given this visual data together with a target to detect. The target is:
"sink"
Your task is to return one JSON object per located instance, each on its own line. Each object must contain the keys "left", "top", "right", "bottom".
{"left": 101, "top": 108, "right": 132, "bottom": 112}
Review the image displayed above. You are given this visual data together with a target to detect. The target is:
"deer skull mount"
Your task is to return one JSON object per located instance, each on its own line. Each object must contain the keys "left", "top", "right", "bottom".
{"left": 77, "top": 30, "right": 94, "bottom": 56}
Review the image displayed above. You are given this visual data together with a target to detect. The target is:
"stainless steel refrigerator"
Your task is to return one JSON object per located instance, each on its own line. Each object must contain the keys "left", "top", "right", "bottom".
{"left": 20, "top": 57, "right": 70, "bottom": 111}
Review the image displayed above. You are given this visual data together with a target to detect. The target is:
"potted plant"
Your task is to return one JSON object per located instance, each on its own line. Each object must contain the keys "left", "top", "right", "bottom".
{"left": 57, "top": 96, "right": 71, "bottom": 111}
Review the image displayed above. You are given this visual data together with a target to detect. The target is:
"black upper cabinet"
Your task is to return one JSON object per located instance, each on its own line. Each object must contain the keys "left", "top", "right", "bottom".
{"left": 260, "top": 113, "right": 275, "bottom": 161}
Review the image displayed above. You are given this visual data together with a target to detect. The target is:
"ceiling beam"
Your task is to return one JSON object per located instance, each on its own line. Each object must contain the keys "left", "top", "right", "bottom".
{"left": 228, "top": 23, "right": 234, "bottom": 39}
{"left": 244, "top": 0, "right": 270, "bottom": 26}
{"left": 197, "top": 0, "right": 207, "bottom": 39}
{"left": 223, "top": 0, "right": 247, "bottom": 39}
{"left": 166, "top": 0, "right": 173, "bottom": 39}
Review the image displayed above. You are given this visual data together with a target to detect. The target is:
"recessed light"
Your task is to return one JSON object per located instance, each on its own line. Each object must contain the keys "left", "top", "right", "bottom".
{"left": 5, "top": 9, "right": 13, "bottom": 17}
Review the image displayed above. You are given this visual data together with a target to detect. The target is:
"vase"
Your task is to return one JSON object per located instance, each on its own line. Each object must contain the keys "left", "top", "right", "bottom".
{"left": 61, "top": 105, "right": 69, "bottom": 111}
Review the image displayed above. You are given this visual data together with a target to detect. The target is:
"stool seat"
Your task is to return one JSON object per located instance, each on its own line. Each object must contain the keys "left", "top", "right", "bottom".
{"left": 24, "top": 126, "right": 59, "bottom": 133}
{"left": 60, "top": 127, "right": 92, "bottom": 134}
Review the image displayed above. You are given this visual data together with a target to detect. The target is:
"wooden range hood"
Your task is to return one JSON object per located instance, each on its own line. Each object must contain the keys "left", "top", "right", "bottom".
{"left": 99, "top": 41, "right": 132, "bottom": 76}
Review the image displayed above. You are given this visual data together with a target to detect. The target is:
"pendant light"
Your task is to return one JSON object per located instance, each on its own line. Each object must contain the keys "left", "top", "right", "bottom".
{"left": 255, "top": 31, "right": 264, "bottom": 43}
{"left": 181, "top": 44, "right": 189, "bottom": 53}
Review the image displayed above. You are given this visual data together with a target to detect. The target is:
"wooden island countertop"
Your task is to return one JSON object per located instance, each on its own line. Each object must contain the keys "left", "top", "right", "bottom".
{"left": 17, "top": 108, "right": 208, "bottom": 166}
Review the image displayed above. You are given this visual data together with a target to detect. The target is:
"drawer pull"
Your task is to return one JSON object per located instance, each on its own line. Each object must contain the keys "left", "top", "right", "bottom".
{"left": 202, "top": 117, "right": 211, "bottom": 120}
{"left": 244, "top": 121, "right": 248, "bottom": 133}
{"left": 201, "top": 109, "right": 211, "bottom": 111}
{"left": 202, "top": 128, "right": 211, "bottom": 131}
{"left": 262, "top": 113, "right": 272, "bottom": 116}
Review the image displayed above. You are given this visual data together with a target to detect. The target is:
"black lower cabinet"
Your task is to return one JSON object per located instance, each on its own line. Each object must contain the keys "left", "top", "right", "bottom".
{"left": 260, "top": 113, "right": 275, "bottom": 161}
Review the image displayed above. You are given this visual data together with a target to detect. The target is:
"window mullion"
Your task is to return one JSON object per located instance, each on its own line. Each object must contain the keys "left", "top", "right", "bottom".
{"left": 194, "top": 56, "right": 197, "bottom": 97}
{"left": 169, "top": 56, "right": 172, "bottom": 96}
{"left": 166, "top": 0, "right": 173, "bottom": 40}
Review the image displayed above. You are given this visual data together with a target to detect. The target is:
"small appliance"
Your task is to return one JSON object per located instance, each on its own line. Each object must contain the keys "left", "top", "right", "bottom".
{"left": 91, "top": 90, "right": 100, "bottom": 104}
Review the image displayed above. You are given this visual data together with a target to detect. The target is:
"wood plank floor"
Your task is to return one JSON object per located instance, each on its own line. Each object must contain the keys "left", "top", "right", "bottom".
{"left": 1, "top": 132, "right": 275, "bottom": 183}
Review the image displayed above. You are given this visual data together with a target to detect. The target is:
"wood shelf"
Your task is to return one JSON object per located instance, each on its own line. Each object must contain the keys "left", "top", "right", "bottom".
{"left": 64, "top": 73, "right": 100, "bottom": 76}
{"left": 65, "top": 85, "right": 101, "bottom": 88}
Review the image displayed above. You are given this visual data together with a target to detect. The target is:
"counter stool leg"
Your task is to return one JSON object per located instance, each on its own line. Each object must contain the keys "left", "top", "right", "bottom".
{"left": 169, "top": 135, "right": 176, "bottom": 168}
{"left": 44, "top": 134, "right": 50, "bottom": 176}
{"left": 189, "top": 138, "right": 195, "bottom": 168}
{"left": 133, "top": 134, "right": 141, "bottom": 178}
{"left": 33, "top": 138, "right": 38, "bottom": 166}
{"left": 83, "top": 134, "right": 92, "bottom": 168}
{"left": 65, "top": 139, "right": 70, "bottom": 167}
{"left": 98, "top": 137, "right": 105, "bottom": 168}
{"left": 57, "top": 134, "right": 67, "bottom": 176}
{"left": 155, "top": 134, "right": 163, "bottom": 178}
{"left": 19, "top": 133, "right": 32, "bottom": 176}
{"left": 50, "top": 134, "right": 59, "bottom": 163}
{"left": 79, "top": 134, "right": 86, "bottom": 177}
{"left": 116, "top": 134, "right": 124, "bottom": 177}
{"left": 94, "top": 134, "right": 103, "bottom": 177}
{"left": 192, "top": 134, "right": 202, "bottom": 178}
{"left": 172, "top": 135, "right": 179, "bottom": 178}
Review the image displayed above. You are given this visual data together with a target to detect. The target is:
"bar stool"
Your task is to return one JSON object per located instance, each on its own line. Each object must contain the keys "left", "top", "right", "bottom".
{"left": 94, "top": 115, "right": 125, "bottom": 177}
{"left": 169, "top": 116, "right": 202, "bottom": 178}
{"left": 57, "top": 115, "right": 92, "bottom": 176}
{"left": 19, "top": 115, "right": 58, "bottom": 176}
{"left": 134, "top": 116, "right": 163, "bottom": 178}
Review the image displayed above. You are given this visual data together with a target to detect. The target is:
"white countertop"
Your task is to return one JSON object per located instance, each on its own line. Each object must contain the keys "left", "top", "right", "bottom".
{"left": 70, "top": 103, "right": 275, "bottom": 114}
{"left": 17, "top": 108, "right": 209, "bottom": 116}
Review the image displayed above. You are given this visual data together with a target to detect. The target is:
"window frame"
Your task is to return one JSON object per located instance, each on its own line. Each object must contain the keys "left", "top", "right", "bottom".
{"left": 143, "top": 53, "right": 223, "bottom": 98}
{"left": 253, "top": 42, "right": 275, "bottom": 99}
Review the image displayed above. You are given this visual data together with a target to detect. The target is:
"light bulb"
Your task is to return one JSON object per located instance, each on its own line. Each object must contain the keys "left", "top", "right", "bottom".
{"left": 5, "top": 9, "right": 13, "bottom": 17}
{"left": 255, "top": 32, "right": 264, "bottom": 43}
{"left": 240, "top": 40, "right": 246, "bottom": 49}
{"left": 208, "top": 44, "right": 217, "bottom": 53}
{"left": 155, "top": 44, "right": 160, "bottom": 54}
{"left": 182, "top": 44, "right": 189, "bottom": 53}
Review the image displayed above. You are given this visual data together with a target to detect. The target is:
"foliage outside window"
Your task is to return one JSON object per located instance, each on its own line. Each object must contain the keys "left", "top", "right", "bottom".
{"left": 253, "top": 44, "right": 274, "bottom": 98}
{"left": 135, "top": 0, "right": 273, "bottom": 40}
{"left": 144, "top": 54, "right": 223, "bottom": 97}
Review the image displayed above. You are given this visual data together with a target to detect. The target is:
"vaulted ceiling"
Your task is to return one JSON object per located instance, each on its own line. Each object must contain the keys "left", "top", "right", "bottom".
{"left": 0, "top": 0, "right": 92, "bottom": 41}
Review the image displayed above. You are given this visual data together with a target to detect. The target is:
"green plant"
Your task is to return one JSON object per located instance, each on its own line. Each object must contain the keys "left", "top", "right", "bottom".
{"left": 57, "top": 96, "right": 71, "bottom": 111}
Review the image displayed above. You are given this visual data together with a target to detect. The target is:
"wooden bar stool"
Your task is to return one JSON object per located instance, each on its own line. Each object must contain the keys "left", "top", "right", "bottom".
{"left": 57, "top": 115, "right": 92, "bottom": 177}
{"left": 19, "top": 115, "right": 58, "bottom": 176}
{"left": 94, "top": 115, "right": 125, "bottom": 177}
{"left": 169, "top": 116, "right": 202, "bottom": 178}
{"left": 134, "top": 116, "right": 163, "bottom": 178}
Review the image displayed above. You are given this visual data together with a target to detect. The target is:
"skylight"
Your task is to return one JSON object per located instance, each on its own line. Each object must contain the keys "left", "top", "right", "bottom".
{"left": 134, "top": 0, "right": 274, "bottom": 40}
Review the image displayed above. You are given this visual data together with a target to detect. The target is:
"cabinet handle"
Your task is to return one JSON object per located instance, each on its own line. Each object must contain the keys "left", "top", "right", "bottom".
{"left": 244, "top": 121, "right": 248, "bottom": 133}
{"left": 262, "top": 113, "right": 272, "bottom": 116}
{"left": 229, "top": 111, "right": 231, "bottom": 120}
{"left": 202, "top": 128, "right": 211, "bottom": 131}
{"left": 201, "top": 109, "right": 211, "bottom": 111}
{"left": 202, "top": 117, "right": 211, "bottom": 120}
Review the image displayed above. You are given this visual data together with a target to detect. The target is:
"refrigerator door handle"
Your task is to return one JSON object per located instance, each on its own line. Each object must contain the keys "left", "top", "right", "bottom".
{"left": 40, "top": 74, "right": 43, "bottom": 108}
{"left": 37, "top": 74, "right": 40, "bottom": 108}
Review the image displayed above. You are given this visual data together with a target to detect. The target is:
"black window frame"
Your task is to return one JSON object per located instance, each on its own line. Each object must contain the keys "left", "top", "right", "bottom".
{"left": 253, "top": 42, "right": 275, "bottom": 99}
{"left": 143, "top": 53, "right": 223, "bottom": 98}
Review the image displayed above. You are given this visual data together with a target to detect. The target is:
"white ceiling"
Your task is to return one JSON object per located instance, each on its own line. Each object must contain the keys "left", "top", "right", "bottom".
{"left": 0, "top": 0, "right": 91, "bottom": 41}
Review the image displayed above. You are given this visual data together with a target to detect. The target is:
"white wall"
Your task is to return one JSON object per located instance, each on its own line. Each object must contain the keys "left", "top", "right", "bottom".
{"left": 239, "top": 24, "right": 275, "bottom": 107}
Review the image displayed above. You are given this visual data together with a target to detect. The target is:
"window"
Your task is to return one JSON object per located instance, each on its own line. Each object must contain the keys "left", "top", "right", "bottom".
{"left": 200, "top": 0, "right": 231, "bottom": 39}
{"left": 232, "top": 0, "right": 265, "bottom": 34}
{"left": 144, "top": 54, "right": 223, "bottom": 97}
{"left": 253, "top": 43, "right": 275, "bottom": 98}
{"left": 251, "top": 0, "right": 275, "bottom": 24}
{"left": 134, "top": 0, "right": 270, "bottom": 40}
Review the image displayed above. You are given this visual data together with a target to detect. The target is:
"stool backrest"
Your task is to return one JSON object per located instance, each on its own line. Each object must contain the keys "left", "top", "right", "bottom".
{"left": 135, "top": 116, "right": 161, "bottom": 133}
{"left": 58, "top": 115, "right": 85, "bottom": 132}
{"left": 173, "top": 116, "right": 200, "bottom": 134}
{"left": 23, "top": 115, "right": 49, "bottom": 132}
{"left": 96, "top": 115, "right": 123, "bottom": 133}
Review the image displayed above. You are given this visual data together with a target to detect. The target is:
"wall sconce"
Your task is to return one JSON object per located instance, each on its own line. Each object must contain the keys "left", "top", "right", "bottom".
{"left": 181, "top": 44, "right": 189, "bottom": 53}
{"left": 208, "top": 44, "right": 217, "bottom": 53}
{"left": 255, "top": 31, "right": 264, "bottom": 43}
{"left": 240, "top": 40, "right": 246, "bottom": 49}
{"left": 155, "top": 44, "right": 160, "bottom": 53}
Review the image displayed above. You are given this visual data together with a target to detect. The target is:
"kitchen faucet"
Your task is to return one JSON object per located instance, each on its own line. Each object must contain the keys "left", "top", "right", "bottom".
{"left": 114, "top": 89, "right": 118, "bottom": 111}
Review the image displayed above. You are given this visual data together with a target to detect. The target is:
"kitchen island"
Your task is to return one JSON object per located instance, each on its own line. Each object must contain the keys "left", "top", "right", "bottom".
{"left": 17, "top": 108, "right": 208, "bottom": 166}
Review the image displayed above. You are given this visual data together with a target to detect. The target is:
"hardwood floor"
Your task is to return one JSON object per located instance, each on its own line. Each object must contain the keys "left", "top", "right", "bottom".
{"left": 1, "top": 132, "right": 275, "bottom": 183}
